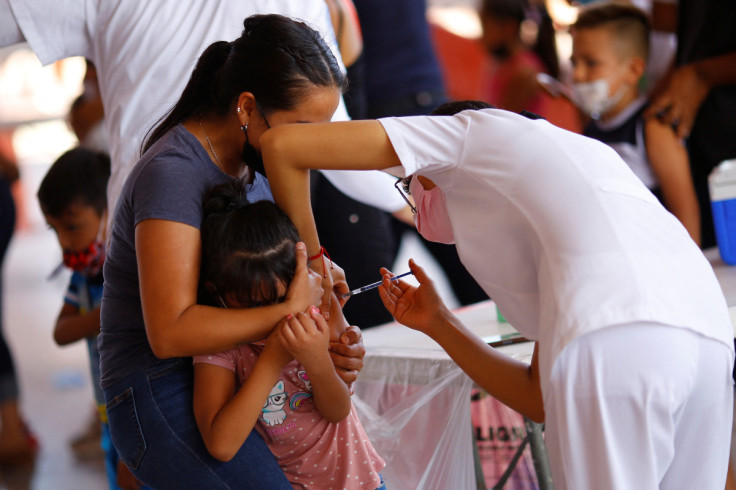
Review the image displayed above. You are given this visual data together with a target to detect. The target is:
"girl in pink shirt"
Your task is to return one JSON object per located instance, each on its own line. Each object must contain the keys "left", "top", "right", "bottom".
{"left": 192, "top": 181, "right": 385, "bottom": 490}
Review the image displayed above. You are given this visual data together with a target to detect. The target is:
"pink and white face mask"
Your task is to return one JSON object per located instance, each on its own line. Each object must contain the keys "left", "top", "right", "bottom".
{"left": 410, "top": 176, "right": 455, "bottom": 245}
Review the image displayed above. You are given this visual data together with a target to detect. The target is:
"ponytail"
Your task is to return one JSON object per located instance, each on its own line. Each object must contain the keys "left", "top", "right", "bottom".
{"left": 141, "top": 41, "right": 231, "bottom": 154}
{"left": 142, "top": 14, "right": 347, "bottom": 155}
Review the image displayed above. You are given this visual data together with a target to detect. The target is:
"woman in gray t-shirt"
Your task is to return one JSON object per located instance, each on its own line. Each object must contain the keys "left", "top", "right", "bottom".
{"left": 99, "top": 14, "right": 364, "bottom": 488}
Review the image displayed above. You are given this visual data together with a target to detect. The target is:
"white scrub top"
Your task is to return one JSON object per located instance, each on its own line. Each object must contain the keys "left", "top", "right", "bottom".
{"left": 4, "top": 0, "right": 405, "bottom": 215}
{"left": 380, "top": 109, "right": 734, "bottom": 393}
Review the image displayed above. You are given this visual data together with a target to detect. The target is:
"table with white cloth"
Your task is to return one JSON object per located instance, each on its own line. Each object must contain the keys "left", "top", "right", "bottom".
{"left": 352, "top": 248, "right": 736, "bottom": 490}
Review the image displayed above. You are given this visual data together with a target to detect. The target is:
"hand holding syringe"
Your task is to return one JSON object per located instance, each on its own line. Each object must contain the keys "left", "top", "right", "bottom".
{"left": 340, "top": 271, "right": 413, "bottom": 300}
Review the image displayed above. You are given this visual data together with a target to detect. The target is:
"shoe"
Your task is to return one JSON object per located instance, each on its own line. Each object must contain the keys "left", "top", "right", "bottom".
{"left": 70, "top": 415, "right": 103, "bottom": 461}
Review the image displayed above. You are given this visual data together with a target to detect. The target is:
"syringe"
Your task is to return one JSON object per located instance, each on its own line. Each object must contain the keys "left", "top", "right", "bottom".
{"left": 340, "top": 271, "right": 413, "bottom": 300}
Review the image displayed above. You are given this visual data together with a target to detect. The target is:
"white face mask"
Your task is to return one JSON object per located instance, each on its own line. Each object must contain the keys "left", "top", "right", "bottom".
{"left": 571, "top": 66, "right": 629, "bottom": 119}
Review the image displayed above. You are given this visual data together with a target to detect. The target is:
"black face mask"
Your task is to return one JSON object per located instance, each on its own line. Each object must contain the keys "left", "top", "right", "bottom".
{"left": 242, "top": 102, "right": 271, "bottom": 178}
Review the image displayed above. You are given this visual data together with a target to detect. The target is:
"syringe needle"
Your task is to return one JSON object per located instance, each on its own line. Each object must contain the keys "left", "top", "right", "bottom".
{"left": 340, "top": 271, "right": 413, "bottom": 299}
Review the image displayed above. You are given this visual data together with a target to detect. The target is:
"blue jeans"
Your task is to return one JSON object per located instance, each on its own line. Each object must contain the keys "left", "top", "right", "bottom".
{"left": 103, "top": 358, "right": 291, "bottom": 489}
{"left": 376, "top": 474, "right": 387, "bottom": 489}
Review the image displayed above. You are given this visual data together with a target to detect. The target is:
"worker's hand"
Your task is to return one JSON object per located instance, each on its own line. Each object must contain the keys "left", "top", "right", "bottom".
{"left": 645, "top": 64, "right": 710, "bottom": 139}
{"left": 329, "top": 324, "right": 364, "bottom": 386}
{"left": 286, "top": 242, "right": 323, "bottom": 314}
{"left": 378, "top": 259, "right": 448, "bottom": 335}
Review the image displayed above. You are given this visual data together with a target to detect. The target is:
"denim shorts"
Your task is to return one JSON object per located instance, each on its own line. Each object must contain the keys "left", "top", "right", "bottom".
{"left": 103, "top": 358, "right": 291, "bottom": 489}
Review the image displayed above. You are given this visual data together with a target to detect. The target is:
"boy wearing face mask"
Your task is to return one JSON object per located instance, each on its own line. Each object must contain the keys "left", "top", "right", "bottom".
{"left": 571, "top": 4, "right": 701, "bottom": 245}
{"left": 37, "top": 148, "right": 145, "bottom": 490}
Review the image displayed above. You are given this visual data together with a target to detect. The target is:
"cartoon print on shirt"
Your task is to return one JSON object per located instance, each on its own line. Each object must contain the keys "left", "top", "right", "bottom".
{"left": 298, "top": 370, "right": 311, "bottom": 391}
{"left": 261, "top": 380, "right": 288, "bottom": 426}
{"left": 289, "top": 370, "right": 313, "bottom": 410}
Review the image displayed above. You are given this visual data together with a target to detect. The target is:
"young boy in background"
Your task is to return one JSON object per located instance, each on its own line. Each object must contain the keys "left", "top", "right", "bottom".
{"left": 571, "top": 3, "right": 701, "bottom": 244}
{"left": 37, "top": 148, "right": 143, "bottom": 490}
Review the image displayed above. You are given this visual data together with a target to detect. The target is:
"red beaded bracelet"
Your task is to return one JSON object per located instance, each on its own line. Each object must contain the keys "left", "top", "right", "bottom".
{"left": 308, "top": 246, "right": 333, "bottom": 278}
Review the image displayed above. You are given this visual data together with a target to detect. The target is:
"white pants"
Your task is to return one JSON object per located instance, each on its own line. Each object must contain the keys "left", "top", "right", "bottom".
{"left": 544, "top": 323, "right": 734, "bottom": 490}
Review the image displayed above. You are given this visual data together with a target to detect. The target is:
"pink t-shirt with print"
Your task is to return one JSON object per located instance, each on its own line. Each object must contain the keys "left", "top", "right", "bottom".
{"left": 194, "top": 344, "right": 385, "bottom": 490}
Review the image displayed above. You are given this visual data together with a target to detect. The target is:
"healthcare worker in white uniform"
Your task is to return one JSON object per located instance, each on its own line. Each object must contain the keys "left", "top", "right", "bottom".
{"left": 261, "top": 100, "right": 736, "bottom": 489}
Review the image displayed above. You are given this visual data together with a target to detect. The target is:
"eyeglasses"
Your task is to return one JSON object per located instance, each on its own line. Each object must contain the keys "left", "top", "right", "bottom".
{"left": 394, "top": 178, "right": 416, "bottom": 214}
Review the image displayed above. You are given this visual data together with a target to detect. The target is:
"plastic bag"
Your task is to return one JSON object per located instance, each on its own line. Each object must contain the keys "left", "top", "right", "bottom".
{"left": 354, "top": 354, "right": 476, "bottom": 490}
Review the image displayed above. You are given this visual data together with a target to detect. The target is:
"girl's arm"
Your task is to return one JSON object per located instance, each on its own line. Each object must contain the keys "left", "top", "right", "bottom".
{"left": 261, "top": 120, "right": 399, "bottom": 313}
{"left": 193, "top": 327, "right": 293, "bottom": 462}
{"left": 281, "top": 308, "right": 352, "bottom": 422}
{"left": 136, "top": 220, "right": 322, "bottom": 358}
{"left": 262, "top": 121, "right": 399, "bottom": 258}
{"left": 54, "top": 303, "right": 101, "bottom": 346}
{"left": 644, "top": 117, "right": 701, "bottom": 246}
{"left": 378, "top": 261, "right": 544, "bottom": 422}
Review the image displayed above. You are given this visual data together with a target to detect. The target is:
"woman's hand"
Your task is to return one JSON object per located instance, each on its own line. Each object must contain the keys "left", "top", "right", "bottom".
{"left": 378, "top": 259, "right": 449, "bottom": 335}
{"left": 286, "top": 242, "right": 323, "bottom": 314}
{"left": 308, "top": 249, "right": 333, "bottom": 319}
{"left": 330, "top": 261, "right": 350, "bottom": 308}
{"left": 329, "top": 325, "right": 365, "bottom": 386}
{"left": 311, "top": 255, "right": 350, "bottom": 318}
{"left": 280, "top": 307, "right": 331, "bottom": 371}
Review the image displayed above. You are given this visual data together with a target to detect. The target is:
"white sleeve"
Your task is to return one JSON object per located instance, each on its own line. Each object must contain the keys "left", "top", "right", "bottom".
{"left": 379, "top": 114, "right": 466, "bottom": 176}
{"left": 6, "top": 0, "right": 96, "bottom": 64}
{"left": 318, "top": 169, "right": 407, "bottom": 213}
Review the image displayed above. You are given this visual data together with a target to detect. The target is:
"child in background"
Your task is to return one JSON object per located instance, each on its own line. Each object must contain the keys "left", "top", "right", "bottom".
{"left": 478, "top": 0, "right": 581, "bottom": 132}
{"left": 192, "top": 182, "right": 385, "bottom": 490}
{"left": 37, "top": 148, "right": 144, "bottom": 490}
{"left": 571, "top": 3, "right": 701, "bottom": 244}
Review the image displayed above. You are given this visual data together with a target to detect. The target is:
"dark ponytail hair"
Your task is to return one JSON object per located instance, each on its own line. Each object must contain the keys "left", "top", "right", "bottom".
{"left": 142, "top": 14, "right": 347, "bottom": 154}
{"left": 199, "top": 181, "right": 301, "bottom": 307}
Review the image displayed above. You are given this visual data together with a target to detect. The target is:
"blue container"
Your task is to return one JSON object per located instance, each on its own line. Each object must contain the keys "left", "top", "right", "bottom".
{"left": 709, "top": 160, "right": 736, "bottom": 265}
